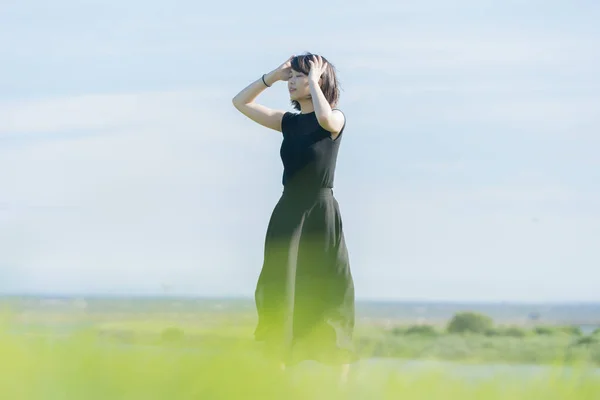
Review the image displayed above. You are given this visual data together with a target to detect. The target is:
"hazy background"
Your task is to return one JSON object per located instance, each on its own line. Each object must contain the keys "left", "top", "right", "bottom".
{"left": 1, "top": 0, "right": 599, "bottom": 302}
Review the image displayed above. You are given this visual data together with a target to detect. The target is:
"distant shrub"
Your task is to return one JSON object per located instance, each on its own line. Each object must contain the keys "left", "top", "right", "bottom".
{"left": 534, "top": 325, "right": 582, "bottom": 337}
{"left": 484, "top": 328, "right": 501, "bottom": 337}
{"left": 592, "top": 327, "right": 600, "bottom": 337}
{"left": 390, "top": 325, "right": 438, "bottom": 337}
{"left": 486, "top": 326, "right": 528, "bottom": 338}
{"left": 574, "top": 336, "right": 598, "bottom": 346}
{"left": 502, "top": 326, "right": 528, "bottom": 338}
{"left": 161, "top": 327, "right": 185, "bottom": 343}
{"left": 390, "top": 326, "right": 407, "bottom": 336}
{"left": 404, "top": 325, "right": 438, "bottom": 337}
{"left": 447, "top": 312, "right": 494, "bottom": 335}
{"left": 534, "top": 326, "right": 557, "bottom": 336}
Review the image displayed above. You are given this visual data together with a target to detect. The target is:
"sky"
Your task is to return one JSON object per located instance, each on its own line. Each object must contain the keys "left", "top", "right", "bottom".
{"left": 1, "top": 0, "right": 599, "bottom": 302}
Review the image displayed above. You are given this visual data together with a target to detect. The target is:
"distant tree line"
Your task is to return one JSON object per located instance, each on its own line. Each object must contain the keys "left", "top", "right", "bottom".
{"left": 391, "top": 311, "right": 600, "bottom": 343}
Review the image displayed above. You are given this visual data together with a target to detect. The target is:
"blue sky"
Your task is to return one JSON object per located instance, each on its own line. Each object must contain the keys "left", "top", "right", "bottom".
{"left": 1, "top": 0, "right": 599, "bottom": 301}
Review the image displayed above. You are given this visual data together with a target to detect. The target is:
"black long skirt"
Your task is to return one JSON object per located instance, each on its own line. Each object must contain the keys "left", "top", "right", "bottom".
{"left": 254, "top": 187, "right": 357, "bottom": 365}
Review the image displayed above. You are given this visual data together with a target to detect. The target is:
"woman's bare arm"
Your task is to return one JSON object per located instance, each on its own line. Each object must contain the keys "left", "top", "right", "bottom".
{"left": 232, "top": 56, "right": 293, "bottom": 132}
{"left": 307, "top": 55, "right": 345, "bottom": 138}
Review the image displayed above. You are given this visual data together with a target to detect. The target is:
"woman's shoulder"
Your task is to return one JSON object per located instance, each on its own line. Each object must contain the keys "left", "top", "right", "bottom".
{"left": 331, "top": 108, "right": 346, "bottom": 127}
{"left": 332, "top": 108, "right": 345, "bottom": 118}
{"left": 283, "top": 111, "right": 299, "bottom": 119}
{"left": 281, "top": 111, "right": 300, "bottom": 136}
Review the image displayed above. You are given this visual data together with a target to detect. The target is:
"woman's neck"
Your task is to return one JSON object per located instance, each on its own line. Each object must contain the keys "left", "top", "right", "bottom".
{"left": 298, "top": 99, "right": 314, "bottom": 114}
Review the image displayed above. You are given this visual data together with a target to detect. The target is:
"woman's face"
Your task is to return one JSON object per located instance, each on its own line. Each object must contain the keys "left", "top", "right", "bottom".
{"left": 288, "top": 69, "right": 311, "bottom": 101}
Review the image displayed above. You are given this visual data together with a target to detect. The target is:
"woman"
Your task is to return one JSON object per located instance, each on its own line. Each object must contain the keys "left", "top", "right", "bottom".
{"left": 232, "top": 53, "right": 357, "bottom": 377}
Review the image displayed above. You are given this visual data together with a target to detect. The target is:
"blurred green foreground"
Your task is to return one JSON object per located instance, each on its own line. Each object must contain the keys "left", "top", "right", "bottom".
{"left": 1, "top": 320, "right": 599, "bottom": 400}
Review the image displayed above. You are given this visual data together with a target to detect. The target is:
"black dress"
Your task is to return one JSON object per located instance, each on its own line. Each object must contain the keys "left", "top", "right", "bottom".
{"left": 254, "top": 110, "right": 357, "bottom": 366}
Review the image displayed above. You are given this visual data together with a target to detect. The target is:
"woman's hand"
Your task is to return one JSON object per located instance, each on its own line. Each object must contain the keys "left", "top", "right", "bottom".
{"left": 265, "top": 55, "right": 294, "bottom": 85}
{"left": 308, "top": 55, "right": 327, "bottom": 83}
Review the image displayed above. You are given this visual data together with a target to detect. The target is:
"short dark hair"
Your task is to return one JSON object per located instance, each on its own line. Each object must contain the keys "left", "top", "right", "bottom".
{"left": 290, "top": 52, "right": 341, "bottom": 111}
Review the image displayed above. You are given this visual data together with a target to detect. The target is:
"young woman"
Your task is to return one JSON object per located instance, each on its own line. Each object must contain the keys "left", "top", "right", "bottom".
{"left": 232, "top": 53, "right": 356, "bottom": 378}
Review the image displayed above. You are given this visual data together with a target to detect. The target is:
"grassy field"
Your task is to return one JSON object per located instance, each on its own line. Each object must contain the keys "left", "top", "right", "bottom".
{"left": 2, "top": 302, "right": 600, "bottom": 399}
{"left": 2, "top": 318, "right": 600, "bottom": 399}
{"left": 2, "top": 329, "right": 600, "bottom": 400}
{"left": 364, "top": 324, "right": 600, "bottom": 366}
{"left": 56, "top": 314, "right": 600, "bottom": 367}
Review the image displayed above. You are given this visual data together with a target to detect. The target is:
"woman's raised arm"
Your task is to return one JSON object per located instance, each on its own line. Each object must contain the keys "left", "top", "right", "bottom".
{"left": 232, "top": 55, "right": 294, "bottom": 132}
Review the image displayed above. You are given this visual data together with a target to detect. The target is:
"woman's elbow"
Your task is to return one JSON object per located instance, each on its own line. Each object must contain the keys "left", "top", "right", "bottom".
{"left": 232, "top": 97, "right": 243, "bottom": 110}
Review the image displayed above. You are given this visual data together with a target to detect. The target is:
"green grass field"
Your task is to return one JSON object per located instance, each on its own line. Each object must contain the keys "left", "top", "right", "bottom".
{"left": 364, "top": 329, "right": 600, "bottom": 366}
{"left": 2, "top": 322, "right": 600, "bottom": 400}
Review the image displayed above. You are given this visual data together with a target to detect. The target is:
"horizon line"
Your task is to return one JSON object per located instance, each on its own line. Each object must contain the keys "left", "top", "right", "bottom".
{"left": 1, "top": 292, "right": 599, "bottom": 305}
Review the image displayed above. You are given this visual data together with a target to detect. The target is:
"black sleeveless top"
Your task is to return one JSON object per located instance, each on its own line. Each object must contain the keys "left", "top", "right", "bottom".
{"left": 279, "top": 110, "right": 345, "bottom": 190}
